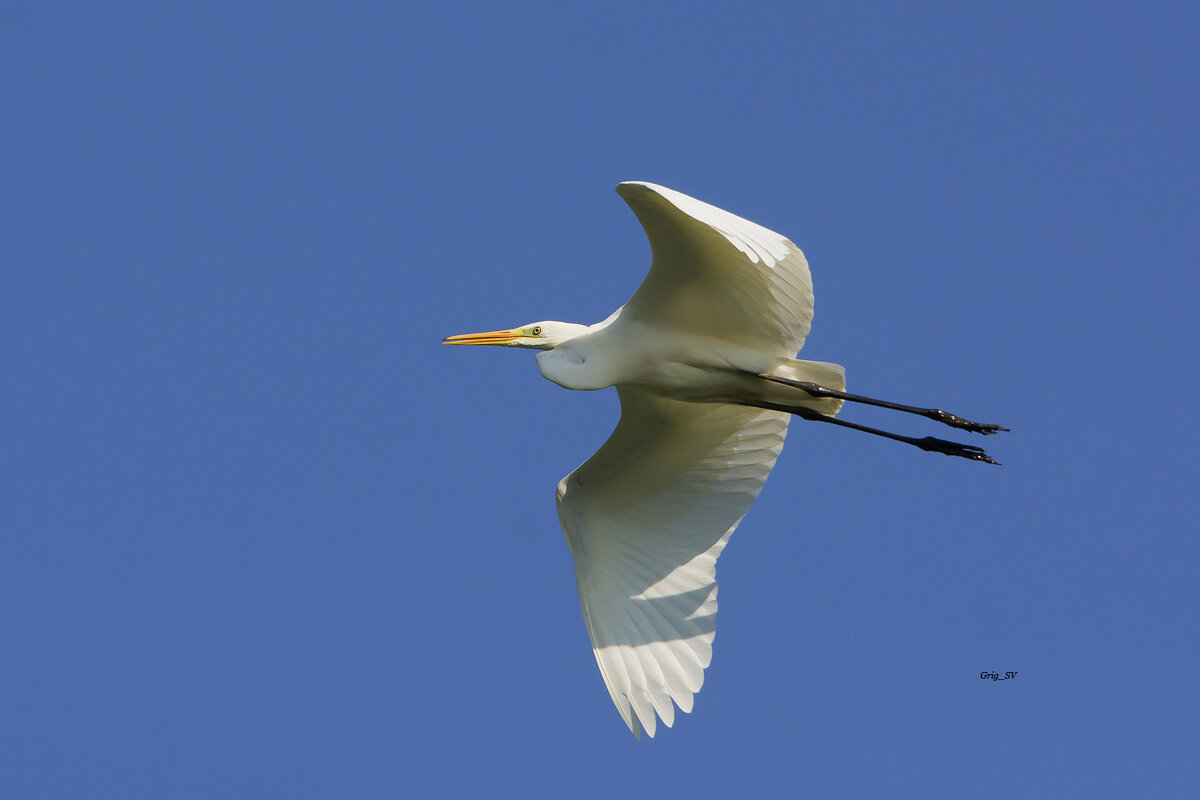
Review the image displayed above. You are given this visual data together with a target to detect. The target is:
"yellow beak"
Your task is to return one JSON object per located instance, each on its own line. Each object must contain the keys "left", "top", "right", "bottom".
{"left": 442, "top": 328, "right": 524, "bottom": 346}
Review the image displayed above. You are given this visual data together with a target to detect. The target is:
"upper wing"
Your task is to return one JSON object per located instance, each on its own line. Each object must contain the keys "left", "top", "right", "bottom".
{"left": 556, "top": 387, "right": 789, "bottom": 738}
{"left": 616, "top": 181, "right": 815, "bottom": 357}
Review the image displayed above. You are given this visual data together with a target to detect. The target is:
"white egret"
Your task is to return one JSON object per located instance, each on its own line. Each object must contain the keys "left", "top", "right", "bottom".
{"left": 445, "top": 181, "right": 1005, "bottom": 738}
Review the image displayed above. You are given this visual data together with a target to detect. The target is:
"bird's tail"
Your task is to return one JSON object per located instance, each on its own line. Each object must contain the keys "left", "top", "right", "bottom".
{"left": 759, "top": 359, "right": 847, "bottom": 417}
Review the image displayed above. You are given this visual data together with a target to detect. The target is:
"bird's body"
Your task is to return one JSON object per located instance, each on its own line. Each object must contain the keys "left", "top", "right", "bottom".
{"left": 534, "top": 312, "right": 841, "bottom": 412}
{"left": 445, "top": 181, "right": 1005, "bottom": 738}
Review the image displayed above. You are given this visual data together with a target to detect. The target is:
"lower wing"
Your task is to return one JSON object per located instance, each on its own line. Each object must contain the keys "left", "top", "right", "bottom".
{"left": 556, "top": 387, "right": 790, "bottom": 737}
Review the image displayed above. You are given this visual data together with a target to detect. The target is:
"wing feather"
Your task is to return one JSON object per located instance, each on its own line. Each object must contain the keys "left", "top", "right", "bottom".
{"left": 616, "top": 181, "right": 815, "bottom": 356}
{"left": 556, "top": 387, "right": 789, "bottom": 737}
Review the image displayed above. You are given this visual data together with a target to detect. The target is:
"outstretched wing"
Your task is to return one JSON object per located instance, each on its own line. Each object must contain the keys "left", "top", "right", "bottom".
{"left": 616, "top": 181, "right": 815, "bottom": 357}
{"left": 556, "top": 387, "right": 789, "bottom": 738}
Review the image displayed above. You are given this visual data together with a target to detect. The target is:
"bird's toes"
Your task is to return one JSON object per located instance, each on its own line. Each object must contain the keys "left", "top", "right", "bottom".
{"left": 964, "top": 421, "right": 1010, "bottom": 436}
{"left": 931, "top": 410, "right": 1010, "bottom": 435}
{"left": 918, "top": 437, "right": 1001, "bottom": 465}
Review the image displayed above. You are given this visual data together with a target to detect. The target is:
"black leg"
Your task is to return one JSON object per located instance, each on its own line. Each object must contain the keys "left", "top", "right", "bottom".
{"left": 739, "top": 399, "right": 1001, "bottom": 465}
{"left": 750, "top": 371, "right": 1009, "bottom": 435}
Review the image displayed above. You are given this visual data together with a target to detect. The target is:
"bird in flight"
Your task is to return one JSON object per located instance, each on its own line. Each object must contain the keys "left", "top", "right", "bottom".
{"left": 444, "top": 181, "right": 1006, "bottom": 738}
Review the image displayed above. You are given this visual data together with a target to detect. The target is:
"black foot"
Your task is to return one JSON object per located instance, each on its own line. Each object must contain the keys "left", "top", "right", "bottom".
{"left": 916, "top": 436, "right": 1000, "bottom": 465}
{"left": 928, "top": 410, "right": 1010, "bottom": 435}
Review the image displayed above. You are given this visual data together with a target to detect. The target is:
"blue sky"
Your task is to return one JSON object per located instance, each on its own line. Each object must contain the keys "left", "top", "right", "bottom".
{"left": 3, "top": 2, "right": 1197, "bottom": 797}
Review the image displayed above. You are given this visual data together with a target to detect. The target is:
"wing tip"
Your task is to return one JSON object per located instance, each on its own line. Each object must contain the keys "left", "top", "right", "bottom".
{"left": 615, "top": 180, "right": 662, "bottom": 199}
{"left": 628, "top": 711, "right": 644, "bottom": 740}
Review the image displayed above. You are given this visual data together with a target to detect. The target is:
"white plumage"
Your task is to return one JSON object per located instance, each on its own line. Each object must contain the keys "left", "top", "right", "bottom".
{"left": 445, "top": 181, "right": 1003, "bottom": 737}
{"left": 557, "top": 390, "right": 787, "bottom": 738}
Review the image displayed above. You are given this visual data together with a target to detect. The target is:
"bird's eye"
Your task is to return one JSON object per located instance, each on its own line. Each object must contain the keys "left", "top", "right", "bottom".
{"left": 531, "top": 326, "right": 543, "bottom": 336}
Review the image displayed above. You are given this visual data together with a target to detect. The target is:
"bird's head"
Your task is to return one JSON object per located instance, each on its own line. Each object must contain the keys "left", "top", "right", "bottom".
{"left": 443, "top": 321, "right": 589, "bottom": 351}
